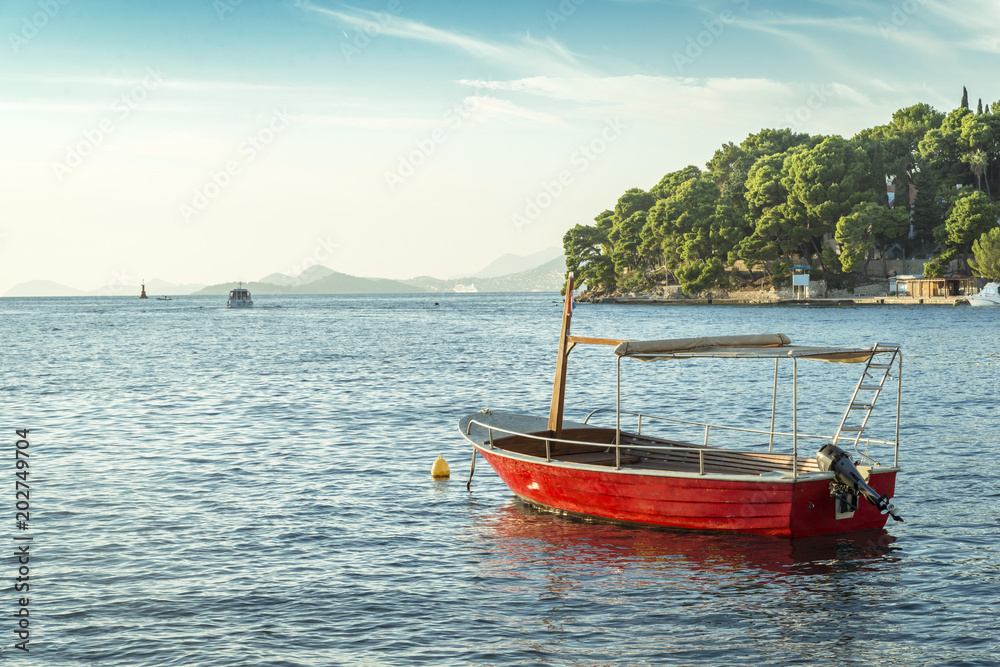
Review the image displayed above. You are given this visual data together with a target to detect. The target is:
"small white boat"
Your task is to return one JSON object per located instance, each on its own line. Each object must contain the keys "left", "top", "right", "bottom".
{"left": 967, "top": 282, "right": 1000, "bottom": 306}
{"left": 227, "top": 284, "right": 253, "bottom": 308}
{"left": 454, "top": 283, "right": 478, "bottom": 293}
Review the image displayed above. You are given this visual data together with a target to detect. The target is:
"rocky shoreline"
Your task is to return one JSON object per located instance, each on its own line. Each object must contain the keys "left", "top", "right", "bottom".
{"left": 578, "top": 280, "right": 969, "bottom": 306}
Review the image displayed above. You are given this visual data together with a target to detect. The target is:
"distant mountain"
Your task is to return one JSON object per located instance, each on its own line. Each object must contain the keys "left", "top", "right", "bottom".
{"left": 193, "top": 269, "right": 422, "bottom": 295}
{"left": 400, "top": 276, "right": 455, "bottom": 292}
{"left": 288, "top": 271, "right": 423, "bottom": 294}
{"left": 459, "top": 247, "right": 563, "bottom": 279}
{"left": 401, "top": 256, "right": 566, "bottom": 292}
{"left": 2, "top": 250, "right": 567, "bottom": 298}
{"left": 192, "top": 280, "right": 293, "bottom": 296}
{"left": 5, "top": 278, "right": 208, "bottom": 297}
{"left": 258, "top": 265, "right": 337, "bottom": 287}
{"left": 471, "top": 256, "right": 566, "bottom": 292}
{"left": 4, "top": 280, "right": 86, "bottom": 297}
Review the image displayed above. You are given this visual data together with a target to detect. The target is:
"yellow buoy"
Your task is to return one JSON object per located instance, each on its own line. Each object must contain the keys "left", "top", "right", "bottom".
{"left": 431, "top": 455, "right": 450, "bottom": 479}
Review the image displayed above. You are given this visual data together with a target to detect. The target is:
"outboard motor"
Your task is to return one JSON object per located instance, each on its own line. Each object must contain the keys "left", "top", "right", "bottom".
{"left": 816, "top": 444, "right": 903, "bottom": 522}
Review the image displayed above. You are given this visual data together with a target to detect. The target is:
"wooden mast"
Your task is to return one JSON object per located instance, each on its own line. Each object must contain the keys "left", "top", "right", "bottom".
{"left": 547, "top": 273, "right": 574, "bottom": 436}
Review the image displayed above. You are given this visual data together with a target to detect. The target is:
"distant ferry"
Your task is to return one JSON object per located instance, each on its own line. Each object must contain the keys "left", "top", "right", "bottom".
{"left": 453, "top": 283, "right": 478, "bottom": 293}
{"left": 227, "top": 283, "right": 253, "bottom": 308}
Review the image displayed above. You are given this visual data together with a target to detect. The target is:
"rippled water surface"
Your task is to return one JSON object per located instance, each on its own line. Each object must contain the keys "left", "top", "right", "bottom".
{"left": 1, "top": 294, "right": 998, "bottom": 666}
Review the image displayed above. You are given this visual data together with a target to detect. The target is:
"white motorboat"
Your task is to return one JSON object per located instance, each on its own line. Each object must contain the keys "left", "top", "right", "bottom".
{"left": 227, "top": 284, "right": 253, "bottom": 308}
{"left": 967, "top": 282, "right": 1000, "bottom": 306}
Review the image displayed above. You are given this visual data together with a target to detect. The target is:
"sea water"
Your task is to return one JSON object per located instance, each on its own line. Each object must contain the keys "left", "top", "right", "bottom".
{"left": 0, "top": 293, "right": 997, "bottom": 666}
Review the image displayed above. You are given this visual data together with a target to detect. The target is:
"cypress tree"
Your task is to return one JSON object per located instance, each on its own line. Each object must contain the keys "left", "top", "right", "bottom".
{"left": 961, "top": 86, "right": 969, "bottom": 109}
{"left": 977, "top": 98, "right": 983, "bottom": 114}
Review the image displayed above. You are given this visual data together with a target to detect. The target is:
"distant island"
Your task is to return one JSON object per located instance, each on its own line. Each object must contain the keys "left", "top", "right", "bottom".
{"left": 3, "top": 249, "right": 565, "bottom": 297}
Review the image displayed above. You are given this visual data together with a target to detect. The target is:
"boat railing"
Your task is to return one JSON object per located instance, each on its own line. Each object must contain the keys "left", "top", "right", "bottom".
{"left": 582, "top": 408, "right": 897, "bottom": 468}
{"left": 464, "top": 417, "right": 816, "bottom": 476}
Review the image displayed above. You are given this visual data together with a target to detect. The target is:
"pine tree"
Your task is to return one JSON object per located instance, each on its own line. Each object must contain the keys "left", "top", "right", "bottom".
{"left": 961, "top": 86, "right": 969, "bottom": 110}
{"left": 910, "top": 176, "right": 944, "bottom": 257}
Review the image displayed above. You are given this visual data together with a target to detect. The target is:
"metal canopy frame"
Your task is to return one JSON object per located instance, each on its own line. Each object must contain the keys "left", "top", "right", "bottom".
{"left": 612, "top": 346, "right": 902, "bottom": 478}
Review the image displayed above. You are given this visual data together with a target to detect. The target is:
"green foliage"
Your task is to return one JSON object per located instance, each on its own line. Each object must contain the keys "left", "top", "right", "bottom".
{"left": 563, "top": 92, "right": 1000, "bottom": 297}
{"left": 888, "top": 103, "right": 944, "bottom": 148}
{"left": 919, "top": 108, "right": 977, "bottom": 193}
{"left": 784, "top": 137, "right": 876, "bottom": 237}
{"left": 835, "top": 202, "right": 909, "bottom": 274}
{"left": 945, "top": 190, "right": 999, "bottom": 250}
{"left": 676, "top": 258, "right": 725, "bottom": 294}
{"left": 651, "top": 166, "right": 701, "bottom": 200}
{"left": 969, "top": 227, "right": 1000, "bottom": 281}
{"left": 614, "top": 188, "right": 656, "bottom": 222}
{"left": 563, "top": 216, "right": 615, "bottom": 293}
{"left": 770, "top": 261, "right": 792, "bottom": 289}
{"left": 619, "top": 268, "right": 653, "bottom": 293}
{"left": 705, "top": 129, "right": 817, "bottom": 208}
{"left": 924, "top": 248, "right": 957, "bottom": 277}
{"left": 910, "top": 175, "right": 945, "bottom": 253}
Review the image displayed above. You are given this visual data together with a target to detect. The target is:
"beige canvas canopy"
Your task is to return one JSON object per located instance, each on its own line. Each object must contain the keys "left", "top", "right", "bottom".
{"left": 613, "top": 333, "right": 876, "bottom": 363}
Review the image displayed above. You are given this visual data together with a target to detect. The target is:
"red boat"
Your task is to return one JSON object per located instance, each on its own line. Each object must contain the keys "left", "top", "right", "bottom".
{"left": 459, "top": 275, "right": 904, "bottom": 538}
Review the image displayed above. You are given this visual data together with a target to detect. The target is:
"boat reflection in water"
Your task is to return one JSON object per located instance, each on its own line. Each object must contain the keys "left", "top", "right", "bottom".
{"left": 473, "top": 499, "right": 898, "bottom": 580}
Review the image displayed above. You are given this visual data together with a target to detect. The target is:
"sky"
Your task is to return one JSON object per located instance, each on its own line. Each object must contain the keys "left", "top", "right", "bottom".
{"left": 1, "top": 0, "right": 998, "bottom": 294}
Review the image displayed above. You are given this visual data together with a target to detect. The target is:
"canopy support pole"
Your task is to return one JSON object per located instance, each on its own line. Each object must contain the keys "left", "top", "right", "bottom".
{"left": 615, "top": 355, "right": 621, "bottom": 469}
{"left": 895, "top": 352, "right": 902, "bottom": 467}
{"left": 769, "top": 358, "right": 778, "bottom": 452}
{"left": 547, "top": 273, "right": 575, "bottom": 437}
{"left": 792, "top": 358, "right": 798, "bottom": 479}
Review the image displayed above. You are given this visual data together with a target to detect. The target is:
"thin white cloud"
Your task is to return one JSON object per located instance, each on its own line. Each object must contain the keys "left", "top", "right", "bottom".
{"left": 302, "top": 4, "right": 508, "bottom": 60}
{"left": 738, "top": 1, "right": 998, "bottom": 59}
{"left": 298, "top": 2, "right": 590, "bottom": 76}
{"left": 918, "top": 0, "right": 1000, "bottom": 53}
{"left": 459, "top": 74, "right": 793, "bottom": 111}
{"left": 455, "top": 73, "right": 935, "bottom": 140}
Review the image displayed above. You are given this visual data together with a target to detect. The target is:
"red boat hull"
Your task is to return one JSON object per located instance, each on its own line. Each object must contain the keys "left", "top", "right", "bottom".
{"left": 475, "top": 444, "right": 897, "bottom": 538}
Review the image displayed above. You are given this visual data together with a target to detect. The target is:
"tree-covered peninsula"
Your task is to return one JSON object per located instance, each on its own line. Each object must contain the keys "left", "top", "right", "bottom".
{"left": 564, "top": 89, "right": 1000, "bottom": 295}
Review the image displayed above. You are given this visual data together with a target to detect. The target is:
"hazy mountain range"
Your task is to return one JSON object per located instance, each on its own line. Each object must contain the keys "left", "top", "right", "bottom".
{"left": 4, "top": 248, "right": 566, "bottom": 297}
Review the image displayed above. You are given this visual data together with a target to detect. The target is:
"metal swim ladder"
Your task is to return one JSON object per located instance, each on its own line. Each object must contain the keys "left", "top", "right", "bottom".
{"left": 832, "top": 343, "right": 900, "bottom": 460}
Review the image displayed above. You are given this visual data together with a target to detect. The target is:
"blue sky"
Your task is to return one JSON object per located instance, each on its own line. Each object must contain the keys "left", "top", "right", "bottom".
{"left": 1, "top": 0, "right": 997, "bottom": 292}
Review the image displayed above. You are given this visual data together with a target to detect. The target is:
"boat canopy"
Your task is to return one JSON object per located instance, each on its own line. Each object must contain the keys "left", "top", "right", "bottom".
{"left": 614, "top": 333, "right": 875, "bottom": 363}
